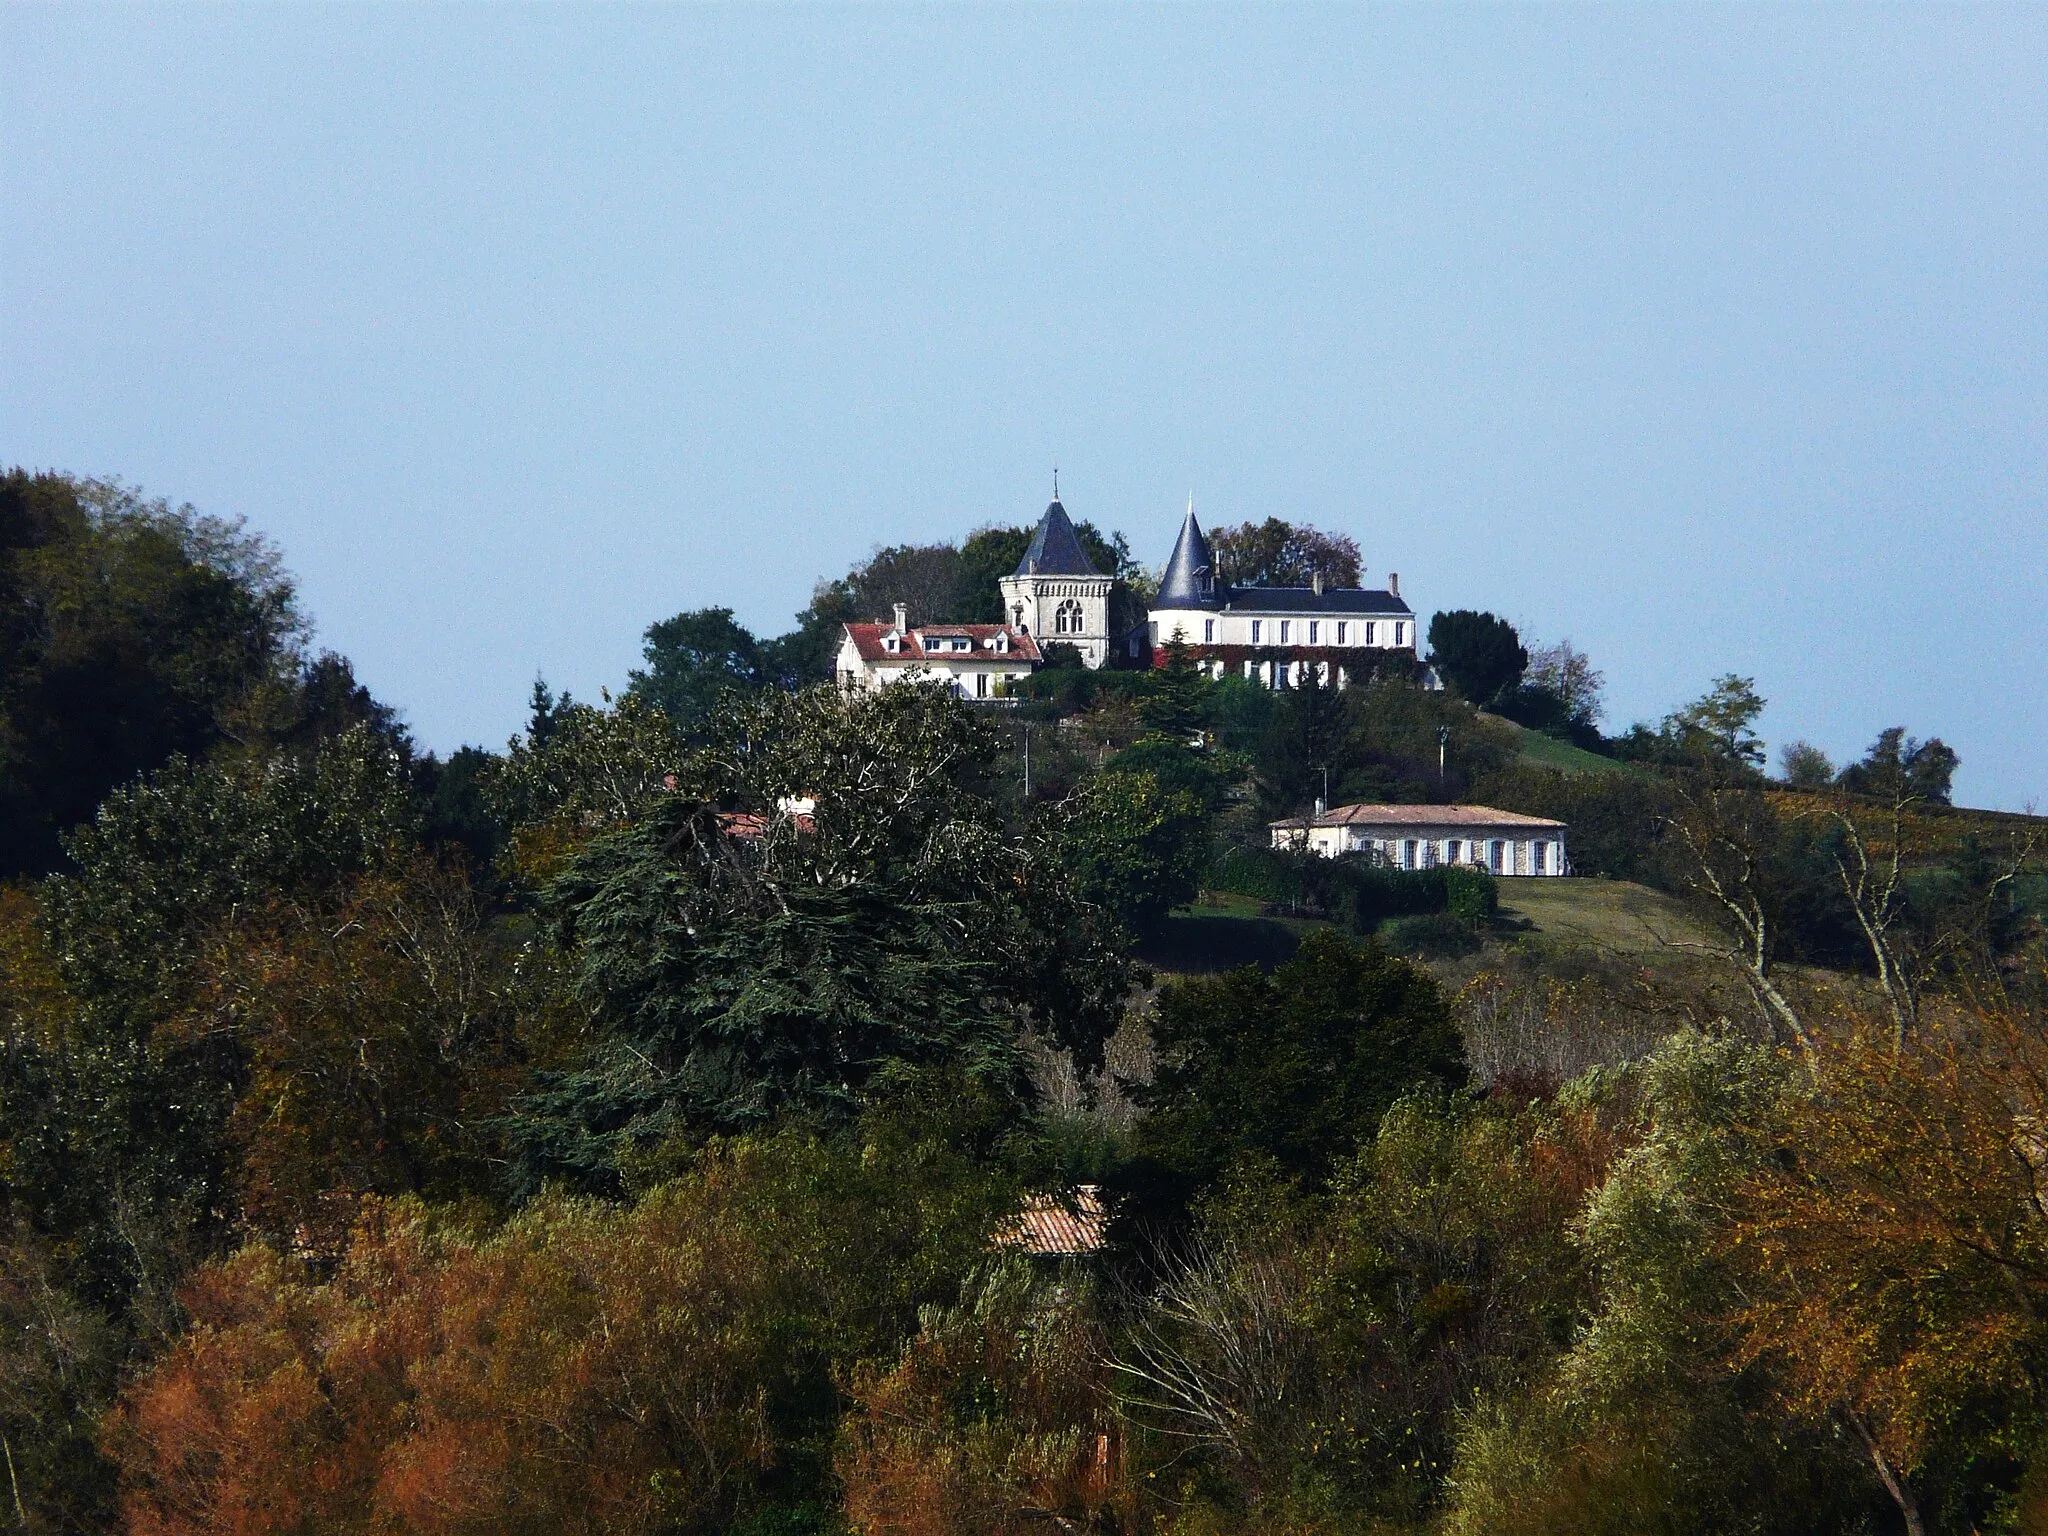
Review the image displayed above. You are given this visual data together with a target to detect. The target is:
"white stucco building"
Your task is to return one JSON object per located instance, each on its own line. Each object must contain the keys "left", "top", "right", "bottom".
{"left": 1140, "top": 508, "right": 1427, "bottom": 689}
{"left": 1270, "top": 802, "right": 1570, "bottom": 876}
{"left": 835, "top": 603, "right": 1041, "bottom": 699}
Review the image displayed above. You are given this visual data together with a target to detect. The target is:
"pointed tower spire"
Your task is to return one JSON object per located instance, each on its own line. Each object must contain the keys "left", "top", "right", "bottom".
{"left": 1157, "top": 501, "right": 1220, "bottom": 608}
{"left": 1012, "top": 489, "right": 1099, "bottom": 577}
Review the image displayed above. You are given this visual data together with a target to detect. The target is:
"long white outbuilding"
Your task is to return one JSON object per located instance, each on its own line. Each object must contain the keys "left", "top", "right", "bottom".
{"left": 1270, "top": 802, "right": 1570, "bottom": 877}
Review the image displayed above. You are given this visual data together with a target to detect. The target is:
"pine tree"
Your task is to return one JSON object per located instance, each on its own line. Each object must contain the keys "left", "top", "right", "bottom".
{"left": 1139, "top": 630, "right": 1207, "bottom": 743}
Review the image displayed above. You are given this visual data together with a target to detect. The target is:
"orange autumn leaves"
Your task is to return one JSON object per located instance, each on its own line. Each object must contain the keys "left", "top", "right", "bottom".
{"left": 1718, "top": 1004, "right": 2048, "bottom": 1492}
{"left": 111, "top": 1184, "right": 790, "bottom": 1535}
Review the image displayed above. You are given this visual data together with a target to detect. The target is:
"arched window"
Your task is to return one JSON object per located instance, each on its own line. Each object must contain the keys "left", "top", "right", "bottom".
{"left": 1055, "top": 599, "right": 1083, "bottom": 635}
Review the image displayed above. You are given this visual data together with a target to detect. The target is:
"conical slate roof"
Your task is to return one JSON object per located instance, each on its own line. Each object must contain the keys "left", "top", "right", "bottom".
{"left": 1013, "top": 498, "right": 1100, "bottom": 577}
{"left": 1156, "top": 509, "right": 1221, "bottom": 609}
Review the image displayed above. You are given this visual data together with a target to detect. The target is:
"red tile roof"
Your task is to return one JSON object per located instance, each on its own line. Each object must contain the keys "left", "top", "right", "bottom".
{"left": 1270, "top": 803, "right": 1567, "bottom": 831}
{"left": 717, "top": 807, "right": 816, "bottom": 839}
{"left": 842, "top": 623, "right": 1042, "bottom": 665}
{"left": 995, "top": 1186, "right": 1108, "bottom": 1257}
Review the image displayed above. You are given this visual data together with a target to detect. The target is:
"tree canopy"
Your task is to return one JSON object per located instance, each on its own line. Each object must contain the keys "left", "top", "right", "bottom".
{"left": 1209, "top": 517, "right": 1363, "bottom": 588}
{"left": 0, "top": 472, "right": 307, "bottom": 875}
{"left": 508, "top": 683, "right": 1135, "bottom": 1191}
{"left": 1426, "top": 610, "right": 1528, "bottom": 707}
{"left": 627, "top": 606, "right": 770, "bottom": 731}
{"left": 1837, "top": 726, "right": 1959, "bottom": 805}
{"left": 1128, "top": 930, "right": 1466, "bottom": 1212}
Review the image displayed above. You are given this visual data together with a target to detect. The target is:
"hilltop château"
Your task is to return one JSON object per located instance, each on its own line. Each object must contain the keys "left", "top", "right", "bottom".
{"left": 1143, "top": 507, "right": 1423, "bottom": 689}
{"left": 837, "top": 491, "right": 1428, "bottom": 695}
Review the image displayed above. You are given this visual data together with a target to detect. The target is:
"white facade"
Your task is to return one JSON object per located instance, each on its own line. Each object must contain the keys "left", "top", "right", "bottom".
{"left": 835, "top": 607, "right": 1041, "bottom": 700}
{"left": 1149, "top": 609, "right": 1412, "bottom": 654}
{"left": 1270, "top": 804, "right": 1570, "bottom": 876}
{"left": 1148, "top": 604, "right": 1420, "bottom": 689}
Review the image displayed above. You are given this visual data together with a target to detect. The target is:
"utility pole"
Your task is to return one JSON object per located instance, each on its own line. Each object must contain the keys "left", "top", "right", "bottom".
{"left": 1022, "top": 722, "right": 1032, "bottom": 799}
{"left": 1438, "top": 724, "right": 1450, "bottom": 780}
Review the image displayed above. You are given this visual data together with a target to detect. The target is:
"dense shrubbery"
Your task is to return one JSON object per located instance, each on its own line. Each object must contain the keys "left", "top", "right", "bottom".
{"left": 1207, "top": 844, "right": 1497, "bottom": 931}
{"left": 7, "top": 481, "right": 2047, "bottom": 1535}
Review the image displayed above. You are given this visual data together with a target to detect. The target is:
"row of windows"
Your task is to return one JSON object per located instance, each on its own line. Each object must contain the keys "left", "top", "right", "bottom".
{"left": 1195, "top": 617, "right": 1406, "bottom": 647}
{"left": 842, "top": 668, "right": 1025, "bottom": 699}
{"left": 882, "top": 633, "right": 1012, "bottom": 654}
{"left": 1377, "top": 837, "right": 1557, "bottom": 875}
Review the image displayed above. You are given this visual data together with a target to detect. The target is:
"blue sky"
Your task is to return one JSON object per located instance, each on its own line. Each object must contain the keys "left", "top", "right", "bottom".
{"left": 4, "top": 5, "right": 2044, "bottom": 808}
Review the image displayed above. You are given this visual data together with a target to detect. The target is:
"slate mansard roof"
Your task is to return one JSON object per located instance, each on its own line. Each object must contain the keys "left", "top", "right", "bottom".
{"left": 1154, "top": 509, "right": 1411, "bottom": 616}
{"left": 1213, "top": 587, "right": 1411, "bottom": 616}
{"left": 1013, "top": 498, "right": 1102, "bottom": 578}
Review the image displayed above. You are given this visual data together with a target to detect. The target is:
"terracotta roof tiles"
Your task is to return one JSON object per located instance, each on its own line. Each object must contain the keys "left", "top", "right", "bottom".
{"left": 842, "top": 623, "right": 1041, "bottom": 665}
{"left": 1270, "top": 802, "right": 1567, "bottom": 831}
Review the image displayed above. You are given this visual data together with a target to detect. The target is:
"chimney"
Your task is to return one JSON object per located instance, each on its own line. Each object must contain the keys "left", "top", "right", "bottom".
{"left": 892, "top": 602, "right": 909, "bottom": 632}
{"left": 1314, "top": 794, "right": 1327, "bottom": 817}
{"left": 1387, "top": 572, "right": 1399, "bottom": 598}
{"left": 1311, "top": 570, "right": 1324, "bottom": 596}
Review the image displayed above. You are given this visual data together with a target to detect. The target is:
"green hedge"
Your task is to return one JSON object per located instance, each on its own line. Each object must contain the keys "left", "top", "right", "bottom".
{"left": 1206, "top": 846, "right": 1497, "bottom": 932}
{"left": 1208, "top": 845, "right": 1305, "bottom": 904}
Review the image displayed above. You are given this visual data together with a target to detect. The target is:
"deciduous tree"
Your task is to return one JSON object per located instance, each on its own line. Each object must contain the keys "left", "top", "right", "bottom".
{"left": 628, "top": 606, "right": 768, "bottom": 732}
{"left": 0, "top": 472, "right": 307, "bottom": 877}
{"left": 1209, "top": 517, "right": 1362, "bottom": 589}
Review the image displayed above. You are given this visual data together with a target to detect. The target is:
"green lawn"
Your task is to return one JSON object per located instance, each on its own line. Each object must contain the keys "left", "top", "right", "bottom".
{"left": 1485, "top": 716, "right": 1636, "bottom": 776}
{"left": 1493, "top": 876, "right": 1714, "bottom": 957}
{"left": 1147, "top": 877, "right": 1714, "bottom": 976}
{"left": 1140, "top": 890, "right": 1319, "bottom": 975}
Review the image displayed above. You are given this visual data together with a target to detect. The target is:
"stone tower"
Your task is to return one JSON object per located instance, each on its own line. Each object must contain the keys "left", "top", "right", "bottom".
{"left": 998, "top": 493, "right": 1113, "bottom": 669}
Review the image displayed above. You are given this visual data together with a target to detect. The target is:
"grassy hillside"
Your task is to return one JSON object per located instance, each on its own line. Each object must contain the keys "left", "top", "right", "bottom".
{"left": 1483, "top": 715, "right": 1635, "bottom": 777}
{"left": 1494, "top": 875, "right": 1714, "bottom": 956}
{"left": 1150, "top": 877, "right": 1716, "bottom": 975}
{"left": 1768, "top": 787, "right": 2048, "bottom": 866}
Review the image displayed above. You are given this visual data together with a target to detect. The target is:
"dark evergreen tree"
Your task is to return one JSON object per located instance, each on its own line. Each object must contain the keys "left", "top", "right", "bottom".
{"left": 1257, "top": 664, "right": 1349, "bottom": 815}
{"left": 1121, "top": 929, "right": 1465, "bottom": 1224}
{"left": 628, "top": 606, "right": 767, "bottom": 731}
{"left": 1837, "top": 726, "right": 1960, "bottom": 806}
{"left": 506, "top": 683, "right": 1134, "bottom": 1192}
{"left": 1138, "top": 631, "right": 1207, "bottom": 742}
{"left": 1426, "top": 610, "right": 1527, "bottom": 707}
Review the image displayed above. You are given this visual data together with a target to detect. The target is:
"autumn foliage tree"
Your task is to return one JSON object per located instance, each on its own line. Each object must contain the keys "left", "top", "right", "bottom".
{"left": 175, "top": 854, "right": 527, "bottom": 1250}
{"left": 839, "top": 1257, "right": 1128, "bottom": 1535}
{"left": 1718, "top": 1004, "right": 2048, "bottom": 1534}
{"left": 110, "top": 1091, "right": 1029, "bottom": 1536}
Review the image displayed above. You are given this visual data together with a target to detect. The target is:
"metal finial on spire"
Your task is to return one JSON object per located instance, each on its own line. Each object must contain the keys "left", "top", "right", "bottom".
{"left": 1053, "top": 466, "right": 1060, "bottom": 501}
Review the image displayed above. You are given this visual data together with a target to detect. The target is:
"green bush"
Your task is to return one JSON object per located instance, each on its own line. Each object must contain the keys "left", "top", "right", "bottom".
{"left": 1207, "top": 846, "right": 1499, "bottom": 934}
{"left": 1445, "top": 866, "right": 1499, "bottom": 922}
{"left": 1383, "top": 912, "right": 1483, "bottom": 959}
{"left": 1207, "top": 844, "right": 1305, "bottom": 904}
